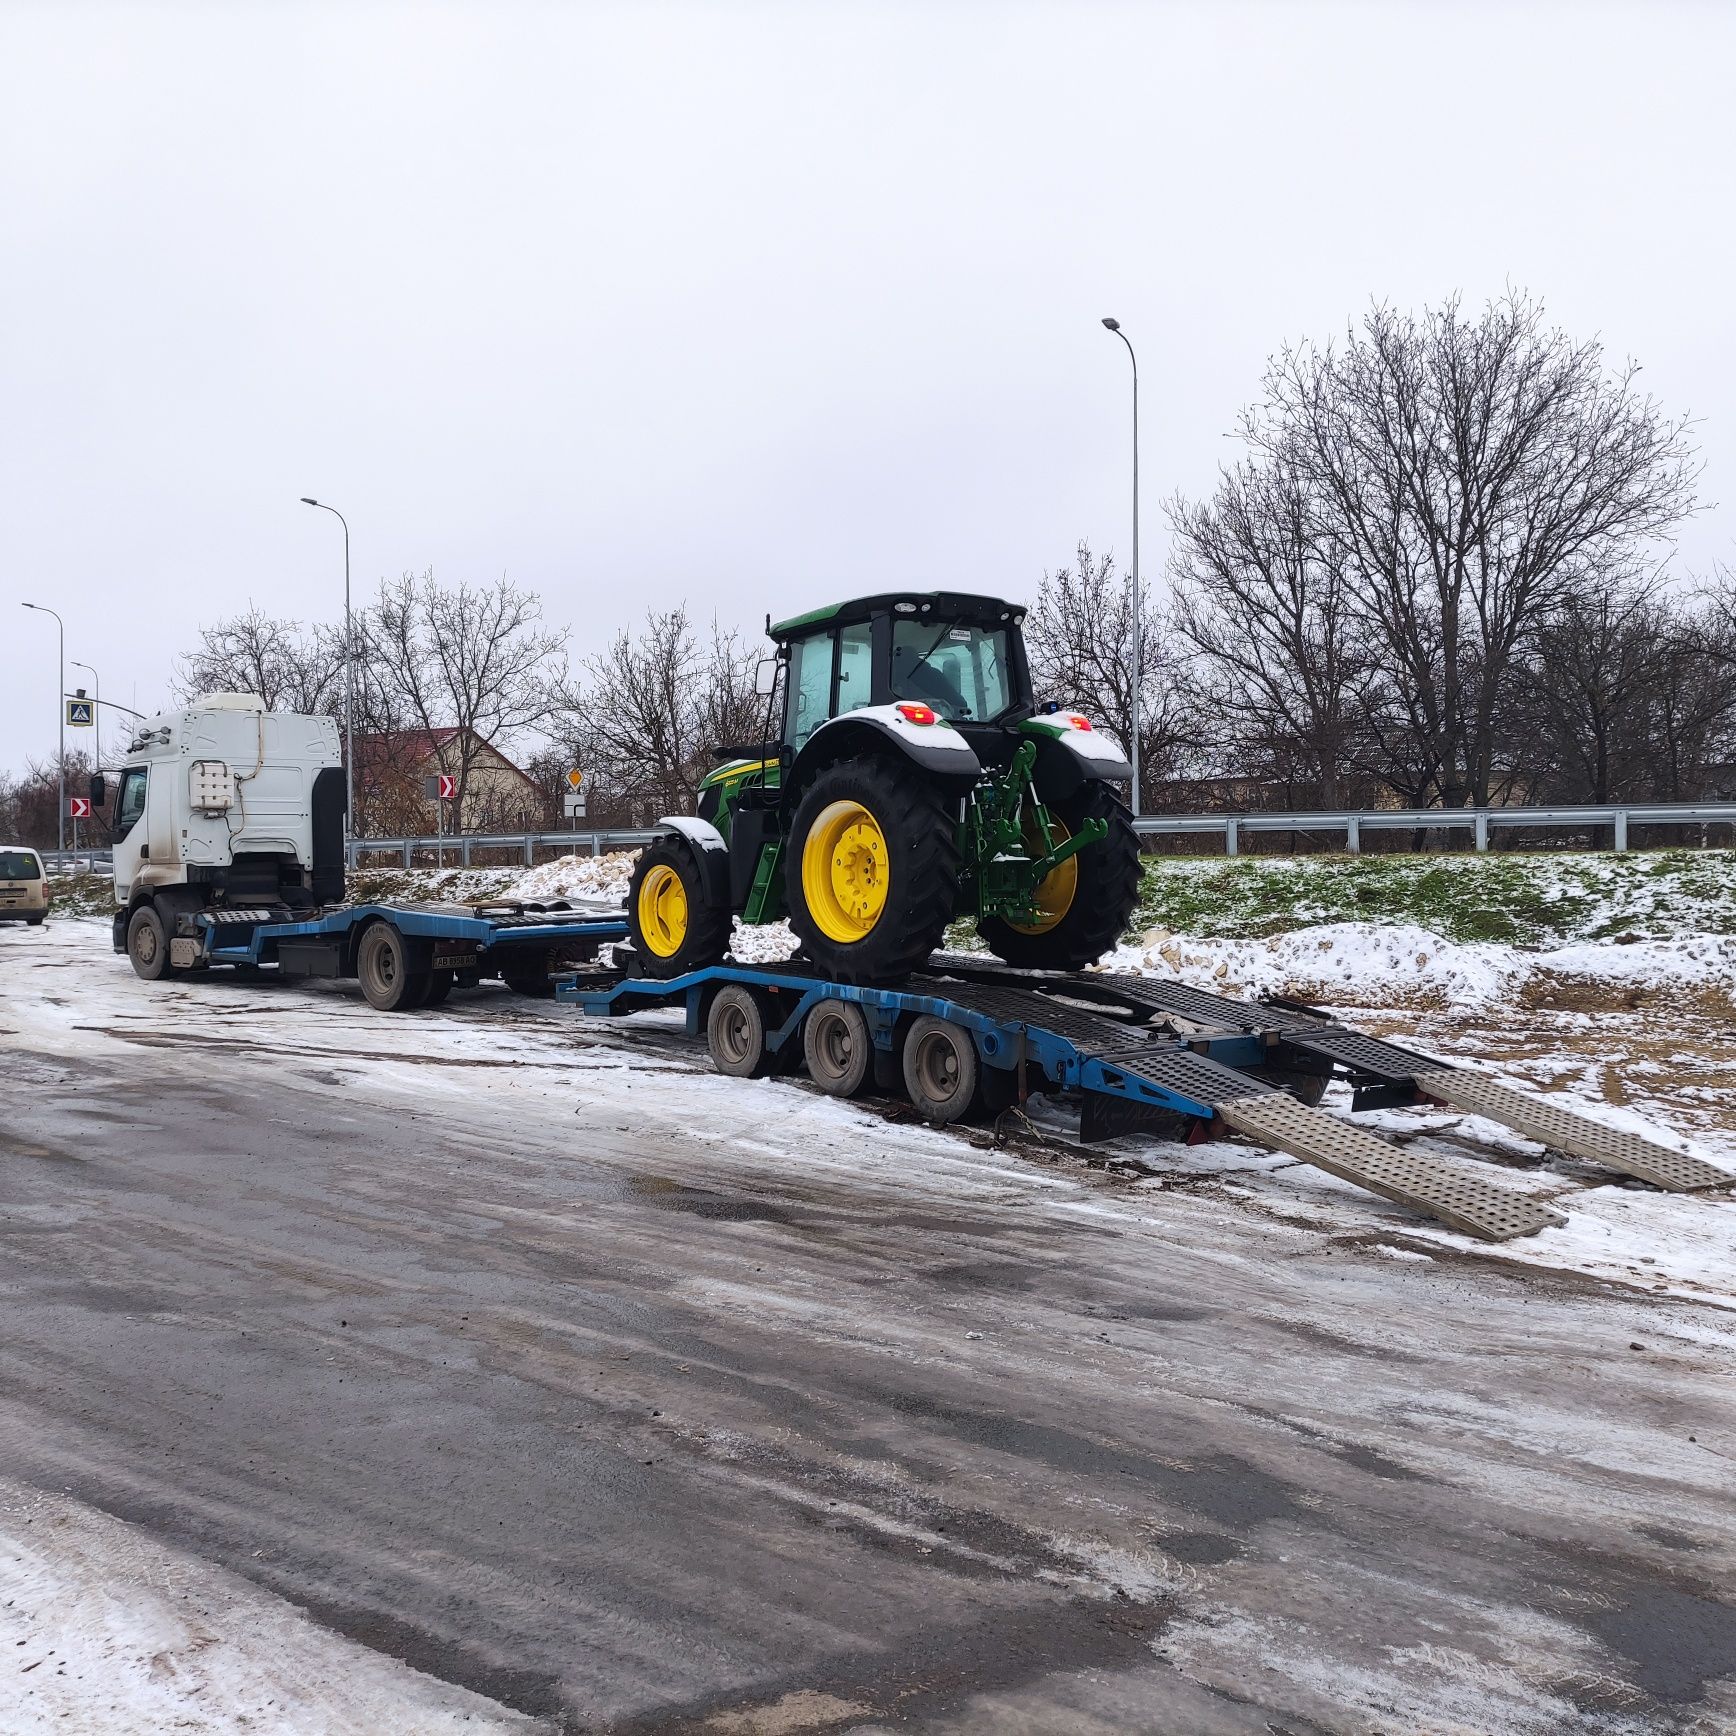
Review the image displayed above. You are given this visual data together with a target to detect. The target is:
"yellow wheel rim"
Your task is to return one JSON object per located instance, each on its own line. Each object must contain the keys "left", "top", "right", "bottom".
{"left": 1008, "top": 816, "right": 1077, "bottom": 935}
{"left": 637, "top": 862, "right": 689, "bottom": 957}
{"left": 801, "top": 799, "right": 890, "bottom": 944}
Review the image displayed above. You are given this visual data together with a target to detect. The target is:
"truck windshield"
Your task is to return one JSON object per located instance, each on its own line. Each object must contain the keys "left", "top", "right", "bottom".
{"left": 0, "top": 851, "right": 41, "bottom": 881}
{"left": 890, "top": 620, "right": 1014, "bottom": 722}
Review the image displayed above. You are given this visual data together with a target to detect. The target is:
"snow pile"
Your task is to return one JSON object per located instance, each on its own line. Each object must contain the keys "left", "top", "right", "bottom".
{"left": 1103, "top": 921, "right": 1736, "bottom": 1010}
{"left": 509, "top": 851, "right": 638, "bottom": 904}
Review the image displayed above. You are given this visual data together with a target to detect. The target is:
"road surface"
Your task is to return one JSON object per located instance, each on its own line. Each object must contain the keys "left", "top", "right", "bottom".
{"left": 2, "top": 920, "right": 1734, "bottom": 1732}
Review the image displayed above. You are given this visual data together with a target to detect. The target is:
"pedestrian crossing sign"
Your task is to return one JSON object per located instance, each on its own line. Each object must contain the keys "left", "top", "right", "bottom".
{"left": 66, "top": 698, "right": 94, "bottom": 727}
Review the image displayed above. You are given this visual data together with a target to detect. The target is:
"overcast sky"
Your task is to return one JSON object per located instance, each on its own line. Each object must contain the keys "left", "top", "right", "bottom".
{"left": 2, "top": 0, "right": 1732, "bottom": 777}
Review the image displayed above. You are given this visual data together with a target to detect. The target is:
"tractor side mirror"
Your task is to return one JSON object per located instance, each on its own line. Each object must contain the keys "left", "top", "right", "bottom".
{"left": 753, "top": 657, "right": 778, "bottom": 697}
{"left": 89, "top": 772, "right": 107, "bottom": 807}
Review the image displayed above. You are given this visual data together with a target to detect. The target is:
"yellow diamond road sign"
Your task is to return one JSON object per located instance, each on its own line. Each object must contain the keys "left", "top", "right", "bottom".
{"left": 567, "top": 768, "right": 584, "bottom": 788}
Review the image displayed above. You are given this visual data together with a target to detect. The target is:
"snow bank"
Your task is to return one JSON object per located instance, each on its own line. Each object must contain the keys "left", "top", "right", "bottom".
{"left": 1103, "top": 921, "right": 1736, "bottom": 1011}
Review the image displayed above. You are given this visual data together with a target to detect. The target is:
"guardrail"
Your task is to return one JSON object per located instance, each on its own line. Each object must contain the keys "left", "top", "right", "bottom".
{"left": 340, "top": 801, "right": 1736, "bottom": 868}
{"left": 42, "top": 801, "right": 1736, "bottom": 878}
{"left": 1133, "top": 801, "right": 1736, "bottom": 854}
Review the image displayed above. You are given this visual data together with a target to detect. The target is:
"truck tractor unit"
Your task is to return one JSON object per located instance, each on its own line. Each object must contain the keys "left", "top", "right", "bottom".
{"left": 101, "top": 694, "right": 610, "bottom": 1006}
{"left": 626, "top": 591, "right": 1143, "bottom": 986}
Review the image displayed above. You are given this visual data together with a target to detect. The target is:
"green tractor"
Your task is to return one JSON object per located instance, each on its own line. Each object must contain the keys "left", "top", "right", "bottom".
{"left": 625, "top": 591, "right": 1142, "bottom": 986}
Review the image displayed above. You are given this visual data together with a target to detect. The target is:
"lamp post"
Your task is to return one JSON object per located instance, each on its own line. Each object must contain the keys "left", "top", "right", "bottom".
{"left": 300, "top": 498, "right": 355, "bottom": 834}
{"left": 22, "top": 602, "right": 66, "bottom": 852}
{"left": 71, "top": 660, "right": 101, "bottom": 774}
{"left": 1101, "top": 317, "right": 1141, "bottom": 815}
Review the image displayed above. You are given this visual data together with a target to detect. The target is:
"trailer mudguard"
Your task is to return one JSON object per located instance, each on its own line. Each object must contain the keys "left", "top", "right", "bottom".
{"left": 790, "top": 705, "right": 981, "bottom": 795}
{"left": 1021, "top": 713, "right": 1133, "bottom": 801}
{"left": 653, "top": 816, "right": 731, "bottom": 909}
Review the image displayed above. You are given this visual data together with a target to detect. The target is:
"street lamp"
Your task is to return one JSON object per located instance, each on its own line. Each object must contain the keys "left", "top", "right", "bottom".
{"left": 300, "top": 497, "right": 355, "bottom": 834}
{"left": 22, "top": 602, "right": 66, "bottom": 852}
{"left": 71, "top": 659, "right": 101, "bottom": 774}
{"left": 1101, "top": 317, "right": 1142, "bottom": 815}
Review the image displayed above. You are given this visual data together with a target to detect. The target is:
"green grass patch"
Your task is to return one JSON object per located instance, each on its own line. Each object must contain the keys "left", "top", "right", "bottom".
{"left": 1130, "top": 849, "right": 1736, "bottom": 947}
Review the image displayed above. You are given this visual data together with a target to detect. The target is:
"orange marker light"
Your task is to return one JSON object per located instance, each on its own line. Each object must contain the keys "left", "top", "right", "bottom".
{"left": 1066, "top": 713, "right": 1094, "bottom": 731}
{"left": 895, "top": 702, "right": 937, "bottom": 726}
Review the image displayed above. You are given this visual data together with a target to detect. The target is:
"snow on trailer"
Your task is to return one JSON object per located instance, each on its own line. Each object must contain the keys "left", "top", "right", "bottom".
{"left": 559, "top": 951, "right": 1733, "bottom": 1243}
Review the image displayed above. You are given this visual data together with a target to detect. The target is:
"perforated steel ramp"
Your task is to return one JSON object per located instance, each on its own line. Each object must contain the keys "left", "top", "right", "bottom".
{"left": 1419, "top": 1072, "right": 1735, "bottom": 1194}
{"left": 1218, "top": 1094, "right": 1566, "bottom": 1241}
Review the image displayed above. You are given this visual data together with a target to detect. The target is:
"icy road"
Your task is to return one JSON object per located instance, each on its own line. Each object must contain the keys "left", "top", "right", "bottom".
{"left": 2, "top": 919, "right": 1735, "bottom": 1733}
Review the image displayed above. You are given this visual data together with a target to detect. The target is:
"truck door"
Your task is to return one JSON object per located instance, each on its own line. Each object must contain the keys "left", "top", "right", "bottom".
{"left": 111, "top": 767, "right": 149, "bottom": 899}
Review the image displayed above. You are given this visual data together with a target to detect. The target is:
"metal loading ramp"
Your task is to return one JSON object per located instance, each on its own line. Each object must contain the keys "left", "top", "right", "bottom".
{"left": 1417, "top": 1071, "right": 1734, "bottom": 1194}
{"left": 1216, "top": 1092, "right": 1566, "bottom": 1241}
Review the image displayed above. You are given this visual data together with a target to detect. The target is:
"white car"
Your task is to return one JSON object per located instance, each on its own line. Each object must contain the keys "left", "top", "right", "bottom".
{"left": 0, "top": 846, "right": 49, "bottom": 924}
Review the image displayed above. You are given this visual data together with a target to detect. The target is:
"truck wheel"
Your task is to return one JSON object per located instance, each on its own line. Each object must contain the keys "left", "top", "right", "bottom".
{"left": 803, "top": 1000, "right": 872, "bottom": 1096}
{"left": 902, "top": 1015, "right": 979, "bottom": 1123}
{"left": 707, "top": 983, "right": 770, "bottom": 1078}
{"left": 357, "top": 922, "right": 431, "bottom": 1011}
{"left": 126, "top": 903, "right": 175, "bottom": 982}
{"left": 978, "top": 780, "right": 1141, "bottom": 972}
{"left": 785, "top": 758, "right": 959, "bottom": 986}
{"left": 626, "top": 837, "right": 731, "bottom": 980}
{"left": 424, "top": 969, "right": 455, "bottom": 1008}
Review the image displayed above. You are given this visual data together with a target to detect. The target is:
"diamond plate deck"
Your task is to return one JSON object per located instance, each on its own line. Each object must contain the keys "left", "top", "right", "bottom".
{"left": 1423, "top": 1072, "right": 1736, "bottom": 1194}
{"left": 1096, "top": 1045, "right": 1282, "bottom": 1108}
{"left": 1219, "top": 1094, "right": 1564, "bottom": 1241}
{"left": 903, "top": 977, "right": 1148, "bottom": 1056}
{"left": 1281, "top": 1026, "right": 1449, "bottom": 1082}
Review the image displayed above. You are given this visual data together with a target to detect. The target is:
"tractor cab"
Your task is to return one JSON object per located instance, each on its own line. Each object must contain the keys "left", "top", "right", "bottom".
{"left": 772, "top": 592, "right": 1035, "bottom": 762}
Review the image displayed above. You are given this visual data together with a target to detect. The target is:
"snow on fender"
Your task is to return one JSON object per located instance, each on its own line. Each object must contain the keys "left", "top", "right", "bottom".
{"left": 1024, "top": 711, "right": 1133, "bottom": 781}
{"left": 655, "top": 815, "right": 728, "bottom": 855}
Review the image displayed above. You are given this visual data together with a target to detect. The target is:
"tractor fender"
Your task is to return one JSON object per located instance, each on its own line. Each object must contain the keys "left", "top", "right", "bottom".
{"left": 652, "top": 817, "right": 730, "bottom": 908}
{"left": 1022, "top": 715, "right": 1134, "bottom": 802}
{"left": 791, "top": 706, "right": 981, "bottom": 796}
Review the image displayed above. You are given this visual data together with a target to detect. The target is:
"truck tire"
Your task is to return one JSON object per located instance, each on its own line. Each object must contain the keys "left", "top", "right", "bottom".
{"left": 785, "top": 757, "right": 959, "bottom": 986}
{"left": 126, "top": 903, "right": 175, "bottom": 982}
{"left": 902, "top": 1015, "right": 979, "bottom": 1123}
{"left": 423, "top": 969, "right": 455, "bottom": 1007}
{"left": 978, "top": 780, "right": 1141, "bottom": 972}
{"left": 626, "top": 837, "right": 731, "bottom": 980}
{"left": 706, "top": 983, "right": 770, "bottom": 1078}
{"left": 357, "top": 921, "right": 431, "bottom": 1011}
{"left": 802, "top": 1000, "right": 872, "bottom": 1096}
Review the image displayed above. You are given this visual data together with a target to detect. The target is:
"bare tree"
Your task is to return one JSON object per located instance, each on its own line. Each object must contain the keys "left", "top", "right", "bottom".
{"left": 176, "top": 609, "right": 344, "bottom": 714}
{"left": 1219, "top": 291, "right": 1701, "bottom": 806}
{"left": 1169, "top": 445, "right": 1372, "bottom": 806}
{"left": 359, "top": 571, "right": 568, "bottom": 826}
{"left": 1025, "top": 540, "right": 1197, "bottom": 809}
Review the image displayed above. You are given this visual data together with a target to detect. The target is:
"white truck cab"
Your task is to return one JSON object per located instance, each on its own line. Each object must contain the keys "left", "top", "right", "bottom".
{"left": 105, "top": 695, "right": 346, "bottom": 975}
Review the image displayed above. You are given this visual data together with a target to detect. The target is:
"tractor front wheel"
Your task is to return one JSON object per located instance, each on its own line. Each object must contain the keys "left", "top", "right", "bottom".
{"left": 785, "top": 758, "right": 960, "bottom": 986}
{"left": 978, "top": 780, "right": 1141, "bottom": 972}
{"left": 626, "top": 836, "right": 731, "bottom": 979}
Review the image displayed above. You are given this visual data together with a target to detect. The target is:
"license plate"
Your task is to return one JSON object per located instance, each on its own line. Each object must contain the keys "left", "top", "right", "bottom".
{"left": 432, "top": 948, "right": 479, "bottom": 971}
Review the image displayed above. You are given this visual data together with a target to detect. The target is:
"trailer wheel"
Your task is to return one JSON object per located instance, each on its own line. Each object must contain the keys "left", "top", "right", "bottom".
{"left": 707, "top": 984, "right": 769, "bottom": 1078}
{"left": 902, "top": 1015, "right": 979, "bottom": 1123}
{"left": 803, "top": 1001, "right": 871, "bottom": 1097}
{"left": 357, "top": 922, "right": 431, "bottom": 1011}
{"left": 126, "top": 903, "right": 174, "bottom": 982}
{"left": 424, "top": 969, "right": 455, "bottom": 1008}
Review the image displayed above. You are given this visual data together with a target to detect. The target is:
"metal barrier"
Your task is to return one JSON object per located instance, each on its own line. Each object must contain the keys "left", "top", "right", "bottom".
{"left": 340, "top": 802, "right": 1736, "bottom": 868}
{"left": 346, "top": 830, "right": 661, "bottom": 868}
{"left": 1137, "top": 802, "right": 1736, "bottom": 855}
{"left": 41, "top": 850, "right": 113, "bottom": 873}
{"left": 45, "top": 803, "right": 1736, "bottom": 877}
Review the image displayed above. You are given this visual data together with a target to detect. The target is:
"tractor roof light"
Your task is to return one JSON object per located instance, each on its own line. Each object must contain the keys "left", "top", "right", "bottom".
{"left": 895, "top": 702, "right": 937, "bottom": 726}
{"left": 1066, "top": 713, "right": 1094, "bottom": 730}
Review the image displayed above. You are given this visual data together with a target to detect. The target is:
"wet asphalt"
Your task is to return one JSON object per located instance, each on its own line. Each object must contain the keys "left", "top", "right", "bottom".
{"left": 2, "top": 971, "right": 1735, "bottom": 1732}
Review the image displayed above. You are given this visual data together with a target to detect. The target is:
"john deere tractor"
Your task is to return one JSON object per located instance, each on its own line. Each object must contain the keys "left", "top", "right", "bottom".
{"left": 625, "top": 591, "right": 1141, "bottom": 986}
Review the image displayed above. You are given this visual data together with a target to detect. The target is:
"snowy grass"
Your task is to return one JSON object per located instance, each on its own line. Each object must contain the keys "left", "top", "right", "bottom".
{"left": 1131, "top": 847, "right": 1736, "bottom": 945}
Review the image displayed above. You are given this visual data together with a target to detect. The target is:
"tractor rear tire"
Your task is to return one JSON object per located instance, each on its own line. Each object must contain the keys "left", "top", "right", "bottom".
{"left": 978, "top": 780, "right": 1141, "bottom": 972}
{"left": 785, "top": 757, "right": 960, "bottom": 986}
{"left": 626, "top": 837, "right": 731, "bottom": 980}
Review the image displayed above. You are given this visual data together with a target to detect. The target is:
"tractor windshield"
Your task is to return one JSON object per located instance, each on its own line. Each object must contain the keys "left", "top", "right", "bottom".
{"left": 890, "top": 620, "right": 1014, "bottom": 722}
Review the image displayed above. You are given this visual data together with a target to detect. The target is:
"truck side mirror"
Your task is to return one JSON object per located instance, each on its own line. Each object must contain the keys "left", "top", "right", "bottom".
{"left": 89, "top": 772, "right": 107, "bottom": 807}
{"left": 753, "top": 657, "right": 778, "bottom": 697}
